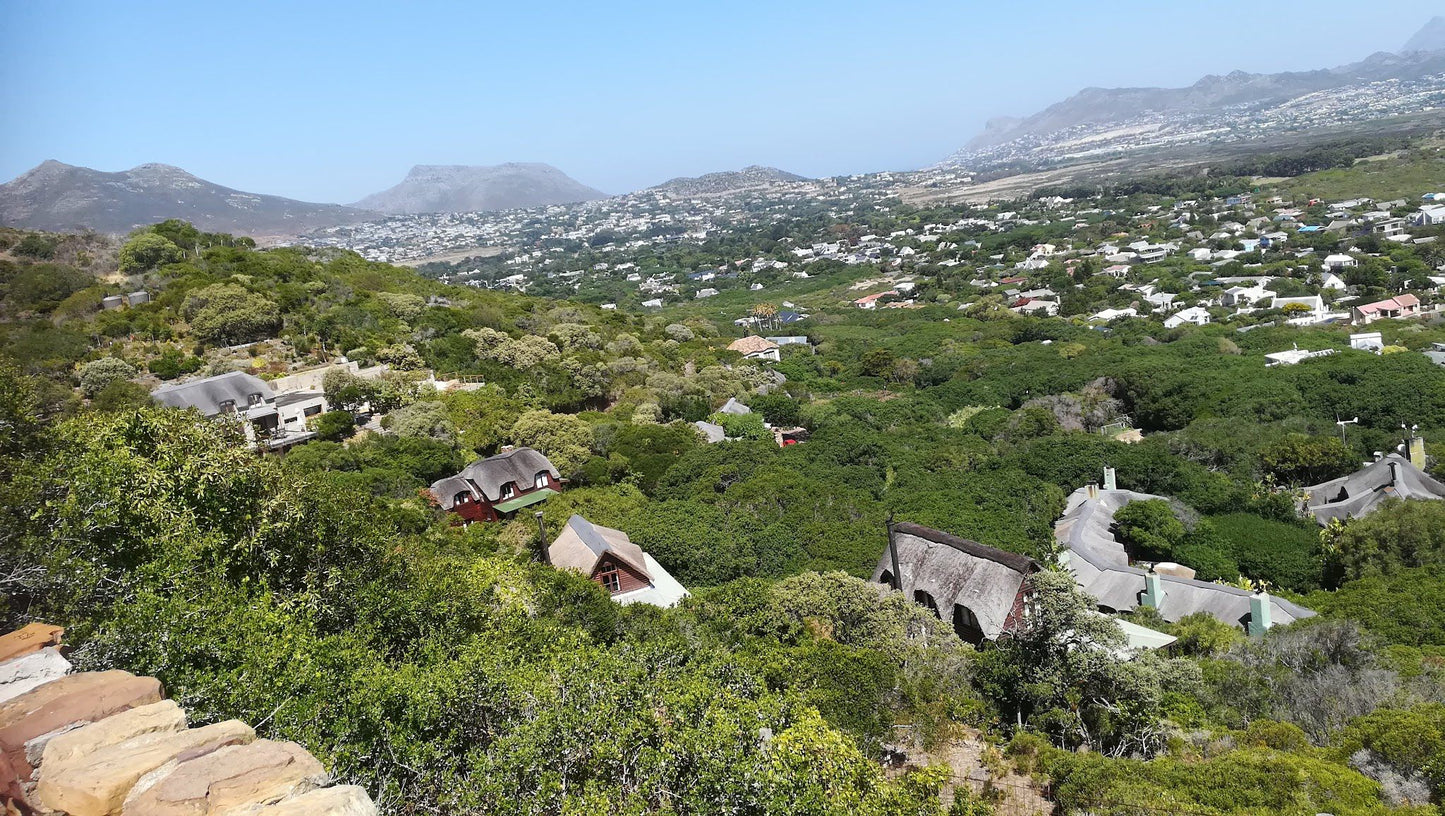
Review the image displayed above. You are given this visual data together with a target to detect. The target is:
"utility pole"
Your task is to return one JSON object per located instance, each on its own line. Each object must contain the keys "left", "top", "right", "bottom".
{"left": 535, "top": 511, "right": 551, "bottom": 566}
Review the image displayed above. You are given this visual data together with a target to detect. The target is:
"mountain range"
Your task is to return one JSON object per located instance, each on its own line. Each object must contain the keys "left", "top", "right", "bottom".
{"left": 960, "top": 17, "right": 1445, "bottom": 153}
{"left": 0, "top": 161, "right": 608, "bottom": 236}
{"left": 352, "top": 163, "right": 606, "bottom": 214}
{"left": 0, "top": 161, "right": 372, "bottom": 236}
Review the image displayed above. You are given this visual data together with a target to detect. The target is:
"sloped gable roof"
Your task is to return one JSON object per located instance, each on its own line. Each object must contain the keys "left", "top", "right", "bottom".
{"left": 550, "top": 515, "right": 651, "bottom": 582}
{"left": 455, "top": 448, "right": 560, "bottom": 502}
{"left": 728, "top": 336, "right": 780, "bottom": 356}
{"left": 873, "top": 523, "right": 1038, "bottom": 640}
{"left": 1303, "top": 453, "right": 1445, "bottom": 525}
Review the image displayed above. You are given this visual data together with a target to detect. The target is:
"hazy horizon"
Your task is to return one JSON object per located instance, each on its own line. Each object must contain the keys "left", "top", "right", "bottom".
{"left": 1, "top": 0, "right": 1440, "bottom": 203}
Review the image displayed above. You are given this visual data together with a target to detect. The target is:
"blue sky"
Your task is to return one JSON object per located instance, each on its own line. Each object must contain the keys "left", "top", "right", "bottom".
{"left": 1, "top": 1, "right": 1438, "bottom": 201}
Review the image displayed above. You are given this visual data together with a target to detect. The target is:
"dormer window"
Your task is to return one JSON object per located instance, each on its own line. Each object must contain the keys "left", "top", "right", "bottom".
{"left": 248, "top": 392, "right": 264, "bottom": 407}
{"left": 218, "top": 400, "right": 236, "bottom": 414}
{"left": 454, "top": 492, "right": 470, "bottom": 505}
{"left": 597, "top": 568, "right": 622, "bottom": 593}
{"left": 534, "top": 472, "right": 549, "bottom": 489}
{"left": 500, "top": 483, "right": 516, "bottom": 500}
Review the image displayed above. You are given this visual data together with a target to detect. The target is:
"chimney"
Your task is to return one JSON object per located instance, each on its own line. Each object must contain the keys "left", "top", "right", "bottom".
{"left": 1387, "top": 461, "right": 1399, "bottom": 488}
{"left": 1103, "top": 467, "right": 1117, "bottom": 491}
{"left": 535, "top": 511, "right": 551, "bottom": 566}
{"left": 1087, "top": 483, "right": 1099, "bottom": 499}
{"left": 1141, "top": 570, "right": 1165, "bottom": 609}
{"left": 1248, "top": 591, "right": 1273, "bottom": 637}
{"left": 1409, "top": 435, "right": 1427, "bottom": 470}
{"left": 885, "top": 515, "right": 903, "bottom": 592}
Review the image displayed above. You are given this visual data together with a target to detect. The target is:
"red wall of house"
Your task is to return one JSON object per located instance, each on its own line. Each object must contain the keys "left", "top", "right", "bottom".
{"left": 1002, "top": 582, "right": 1033, "bottom": 635}
{"left": 437, "top": 472, "right": 560, "bottom": 525}
{"left": 592, "top": 556, "right": 651, "bottom": 594}
{"left": 448, "top": 498, "right": 496, "bottom": 525}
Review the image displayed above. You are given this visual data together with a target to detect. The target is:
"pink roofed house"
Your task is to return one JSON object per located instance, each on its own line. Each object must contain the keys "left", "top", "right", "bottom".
{"left": 1352, "top": 293, "right": 1422, "bottom": 325}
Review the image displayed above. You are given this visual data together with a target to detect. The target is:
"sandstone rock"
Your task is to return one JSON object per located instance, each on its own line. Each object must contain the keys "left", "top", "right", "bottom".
{"left": 122, "top": 740, "right": 326, "bottom": 815}
{"left": 39, "top": 700, "right": 186, "bottom": 773}
{"left": 0, "top": 624, "right": 63, "bottom": 664}
{"left": 0, "top": 671, "right": 162, "bottom": 776}
{"left": 35, "top": 719, "right": 254, "bottom": 816}
{"left": 249, "top": 785, "right": 377, "bottom": 816}
{"left": 0, "top": 648, "right": 70, "bottom": 705}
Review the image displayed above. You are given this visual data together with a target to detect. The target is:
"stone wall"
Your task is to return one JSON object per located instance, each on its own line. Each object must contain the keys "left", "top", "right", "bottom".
{"left": 0, "top": 624, "right": 376, "bottom": 815}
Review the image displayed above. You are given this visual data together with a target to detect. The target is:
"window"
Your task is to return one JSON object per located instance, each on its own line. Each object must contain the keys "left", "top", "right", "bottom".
{"left": 248, "top": 392, "right": 265, "bottom": 407}
{"left": 598, "top": 569, "right": 622, "bottom": 593}
{"left": 499, "top": 483, "right": 516, "bottom": 500}
{"left": 534, "top": 472, "right": 549, "bottom": 489}
{"left": 303, "top": 405, "right": 321, "bottom": 417}
{"left": 218, "top": 400, "right": 236, "bottom": 414}
{"left": 454, "top": 492, "right": 470, "bottom": 505}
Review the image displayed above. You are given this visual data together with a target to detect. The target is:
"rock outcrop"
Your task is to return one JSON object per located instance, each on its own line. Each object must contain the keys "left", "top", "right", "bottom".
{"left": 0, "top": 624, "right": 374, "bottom": 816}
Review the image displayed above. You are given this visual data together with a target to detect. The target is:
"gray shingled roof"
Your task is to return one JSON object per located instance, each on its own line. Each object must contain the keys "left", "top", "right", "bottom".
{"left": 693, "top": 421, "right": 725, "bottom": 443}
{"left": 1303, "top": 454, "right": 1445, "bottom": 525}
{"left": 428, "top": 476, "right": 476, "bottom": 510}
{"left": 151, "top": 371, "right": 273, "bottom": 417}
{"left": 429, "top": 448, "right": 560, "bottom": 508}
{"left": 1056, "top": 487, "right": 1313, "bottom": 627}
{"left": 872, "top": 524, "right": 1038, "bottom": 641}
{"left": 459, "top": 448, "right": 559, "bottom": 502}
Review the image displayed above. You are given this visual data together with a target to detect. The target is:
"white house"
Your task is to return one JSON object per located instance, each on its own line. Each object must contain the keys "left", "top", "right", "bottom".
{"left": 1349, "top": 332, "right": 1385, "bottom": 352}
{"left": 1271, "top": 295, "right": 1326, "bottom": 318}
{"left": 1090, "top": 307, "right": 1138, "bottom": 323}
{"left": 1416, "top": 205, "right": 1445, "bottom": 227}
{"left": 1221, "top": 285, "right": 1274, "bottom": 308}
{"left": 1323, "top": 254, "right": 1358, "bottom": 271}
{"left": 1144, "top": 292, "right": 1179, "bottom": 312}
{"left": 1164, "top": 306, "right": 1211, "bottom": 329}
{"left": 1320, "top": 272, "right": 1348, "bottom": 291}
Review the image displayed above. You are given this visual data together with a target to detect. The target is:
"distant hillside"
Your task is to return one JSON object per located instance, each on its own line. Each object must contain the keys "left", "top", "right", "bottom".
{"left": 957, "top": 18, "right": 1445, "bottom": 155}
{"left": 0, "top": 161, "right": 372, "bottom": 236}
{"left": 651, "top": 166, "right": 809, "bottom": 196}
{"left": 1403, "top": 15, "right": 1445, "bottom": 53}
{"left": 352, "top": 163, "right": 606, "bottom": 214}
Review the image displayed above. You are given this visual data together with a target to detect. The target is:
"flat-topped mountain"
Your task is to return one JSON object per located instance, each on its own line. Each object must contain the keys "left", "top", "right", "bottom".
{"left": 650, "top": 166, "right": 809, "bottom": 196}
{"left": 352, "top": 163, "right": 606, "bottom": 214}
{"left": 0, "top": 161, "right": 371, "bottom": 236}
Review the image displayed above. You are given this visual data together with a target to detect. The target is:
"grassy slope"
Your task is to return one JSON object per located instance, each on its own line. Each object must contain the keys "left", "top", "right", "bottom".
{"left": 1267, "top": 146, "right": 1445, "bottom": 202}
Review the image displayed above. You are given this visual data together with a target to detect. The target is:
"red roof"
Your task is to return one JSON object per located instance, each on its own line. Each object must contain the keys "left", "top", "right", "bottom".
{"left": 1357, "top": 294, "right": 1421, "bottom": 314}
